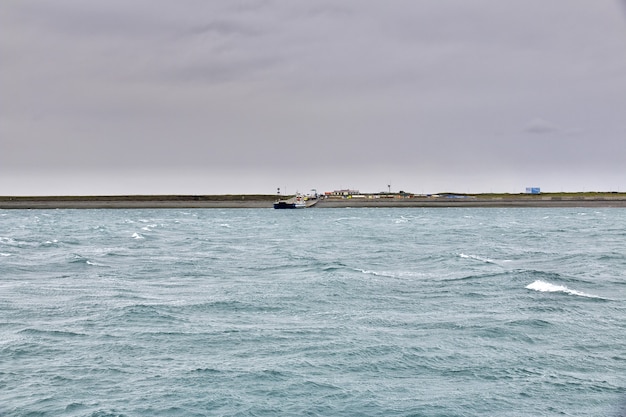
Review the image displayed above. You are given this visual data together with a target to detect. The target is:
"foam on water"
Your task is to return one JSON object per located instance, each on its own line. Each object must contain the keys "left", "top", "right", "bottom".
{"left": 526, "top": 279, "right": 603, "bottom": 299}
{"left": 0, "top": 237, "right": 17, "bottom": 245}
{"left": 459, "top": 253, "right": 497, "bottom": 264}
{"left": 85, "top": 260, "right": 107, "bottom": 267}
{"left": 355, "top": 268, "right": 426, "bottom": 279}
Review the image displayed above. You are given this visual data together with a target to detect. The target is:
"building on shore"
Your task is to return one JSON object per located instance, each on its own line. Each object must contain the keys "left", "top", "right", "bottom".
{"left": 325, "top": 189, "right": 360, "bottom": 197}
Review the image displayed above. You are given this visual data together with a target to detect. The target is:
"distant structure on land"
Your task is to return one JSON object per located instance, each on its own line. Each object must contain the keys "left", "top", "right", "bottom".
{"left": 525, "top": 187, "right": 541, "bottom": 194}
{"left": 323, "top": 189, "right": 418, "bottom": 200}
{"left": 325, "top": 189, "right": 360, "bottom": 197}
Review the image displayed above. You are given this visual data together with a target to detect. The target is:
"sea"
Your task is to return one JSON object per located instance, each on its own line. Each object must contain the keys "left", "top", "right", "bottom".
{"left": 1, "top": 207, "right": 625, "bottom": 416}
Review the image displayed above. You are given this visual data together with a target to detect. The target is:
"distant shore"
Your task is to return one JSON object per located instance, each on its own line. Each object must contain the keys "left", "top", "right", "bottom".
{"left": 2, "top": 193, "right": 626, "bottom": 209}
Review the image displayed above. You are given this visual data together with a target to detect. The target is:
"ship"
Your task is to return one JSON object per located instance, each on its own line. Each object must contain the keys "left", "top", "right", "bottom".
{"left": 273, "top": 192, "right": 319, "bottom": 209}
{"left": 273, "top": 193, "right": 307, "bottom": 209}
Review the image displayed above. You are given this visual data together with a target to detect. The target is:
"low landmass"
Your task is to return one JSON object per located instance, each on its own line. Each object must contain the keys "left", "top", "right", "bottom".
{"left": 1, "top": 192, "right": 626, "bottom": 208}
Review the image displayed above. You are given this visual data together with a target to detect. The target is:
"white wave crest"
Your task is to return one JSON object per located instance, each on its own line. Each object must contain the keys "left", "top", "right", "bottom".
{"left": 460, "top": 253, "right": 495, "bottom": 264}
{"left": 0, "top": 253, "right": 11, "bottom": 257}
{"left": 356, "top": 269, "right": 425, "bottom": 279}
{"left": 354, "top": 268, "right": 377, "bottom": 275}
{"left": 132, "top": 232, "right": 144, "bottom": 239}
{"left": 526, "top": 280, "right": 602, "bottom": 299}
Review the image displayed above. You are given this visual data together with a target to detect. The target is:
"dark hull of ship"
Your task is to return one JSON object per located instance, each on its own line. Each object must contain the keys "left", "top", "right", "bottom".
{"left": 273, "top": 201, "right": 303, "bottom": 209}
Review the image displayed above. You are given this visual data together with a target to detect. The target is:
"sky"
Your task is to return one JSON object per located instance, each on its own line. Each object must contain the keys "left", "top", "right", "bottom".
{"left": 2, "top": 0, "right": 626, "bottom": 196}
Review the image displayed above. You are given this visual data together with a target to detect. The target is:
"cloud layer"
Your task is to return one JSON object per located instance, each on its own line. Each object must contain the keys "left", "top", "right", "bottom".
{"left": 2, "top": 0, "right": 626, "bottom": 194}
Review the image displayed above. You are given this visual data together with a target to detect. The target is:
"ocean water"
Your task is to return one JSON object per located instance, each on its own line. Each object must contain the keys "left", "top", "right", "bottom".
{"left": 1, "top": 208, "right": 625, "bottom": 416}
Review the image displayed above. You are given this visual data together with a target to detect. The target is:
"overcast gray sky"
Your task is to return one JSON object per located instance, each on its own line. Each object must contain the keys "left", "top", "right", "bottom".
{"left": 2, "top": 0, "right": 626, "bottom": 195}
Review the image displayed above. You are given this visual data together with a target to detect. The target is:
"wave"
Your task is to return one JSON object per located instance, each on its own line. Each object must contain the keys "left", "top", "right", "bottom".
{"left": 319, "top": 263, "right": 352, "bottom": 274}
{"left": 18, "top": 328, "right": 87, "bottom": 338}
{"left": 333, "top": 216, "right": 362, "bottom": 223}
{"left": 393, "top": 216, "right": 411, "bottom": 224}
{"left": 0, "top": 236, "right": 39, "bottom": 247}
{"left": 507, "top": 318, "right": 553, "bottom": 327}
{"left": 85, "top": 260, "right": 108, "bottom": 267}
{"left": 131, "top": 232, "right": 144, "bottom": 239}
{"left": 526, "top": 280, "right": 605, "bottom": 299}
{"left": 356, "top": 269, "right": 394, "bottom": 277}
{"left": 187, "top": 300, "right": 283, "bottom": 314}
{"left": 0, "top": 236, "right": 17, "bottom": 245}
{"left": 459, "top": 253, "right": 502, "bottom": 264}
{"left": 441, "top": 270, "right": 513, "bottom": 282}
{"left": 139, "top": 223, "right": 158, "bottom": 232}
{"left": 354, "top": 268, "right": 427, "bottom": 279}
{"left": 66, "top": 255, "right": 105, "bottom": 267}
{"left": 69, "top": 254, "right": 89, "bottom": 264}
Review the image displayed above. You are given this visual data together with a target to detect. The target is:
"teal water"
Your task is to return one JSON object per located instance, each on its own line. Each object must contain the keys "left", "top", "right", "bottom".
{"left": 1, "top": 208, "right": 625, "bottom": 416}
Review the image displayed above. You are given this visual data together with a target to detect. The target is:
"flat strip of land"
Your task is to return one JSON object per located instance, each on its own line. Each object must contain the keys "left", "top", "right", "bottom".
{"left": 2, "top": 194, "right": 626, "bottom": 209}
{"left": 0, "top": 195, "right": 272, "bottom": 209}
{"left": 317, "top": 197, "right": 626, "bottom": 208}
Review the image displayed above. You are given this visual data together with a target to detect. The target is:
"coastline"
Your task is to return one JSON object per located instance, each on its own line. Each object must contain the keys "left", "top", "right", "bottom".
{"left": 2, "top": 194, "right": 626, "bottom": 209}
{"left": 316, "top": 197, "right": 626, "bottom": 208}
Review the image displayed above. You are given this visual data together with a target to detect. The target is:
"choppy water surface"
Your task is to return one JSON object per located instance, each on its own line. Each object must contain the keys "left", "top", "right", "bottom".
{"left": 1, "top": 208, "right": 625, "bottom": 416}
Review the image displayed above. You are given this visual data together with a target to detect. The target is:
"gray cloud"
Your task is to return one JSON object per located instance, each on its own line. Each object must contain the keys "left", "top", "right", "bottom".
{"left": 2, "top": 0, "right": 626, "bottom": 195}
{"left": 524, "top": 118, "right": 561, "bottom": 134}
